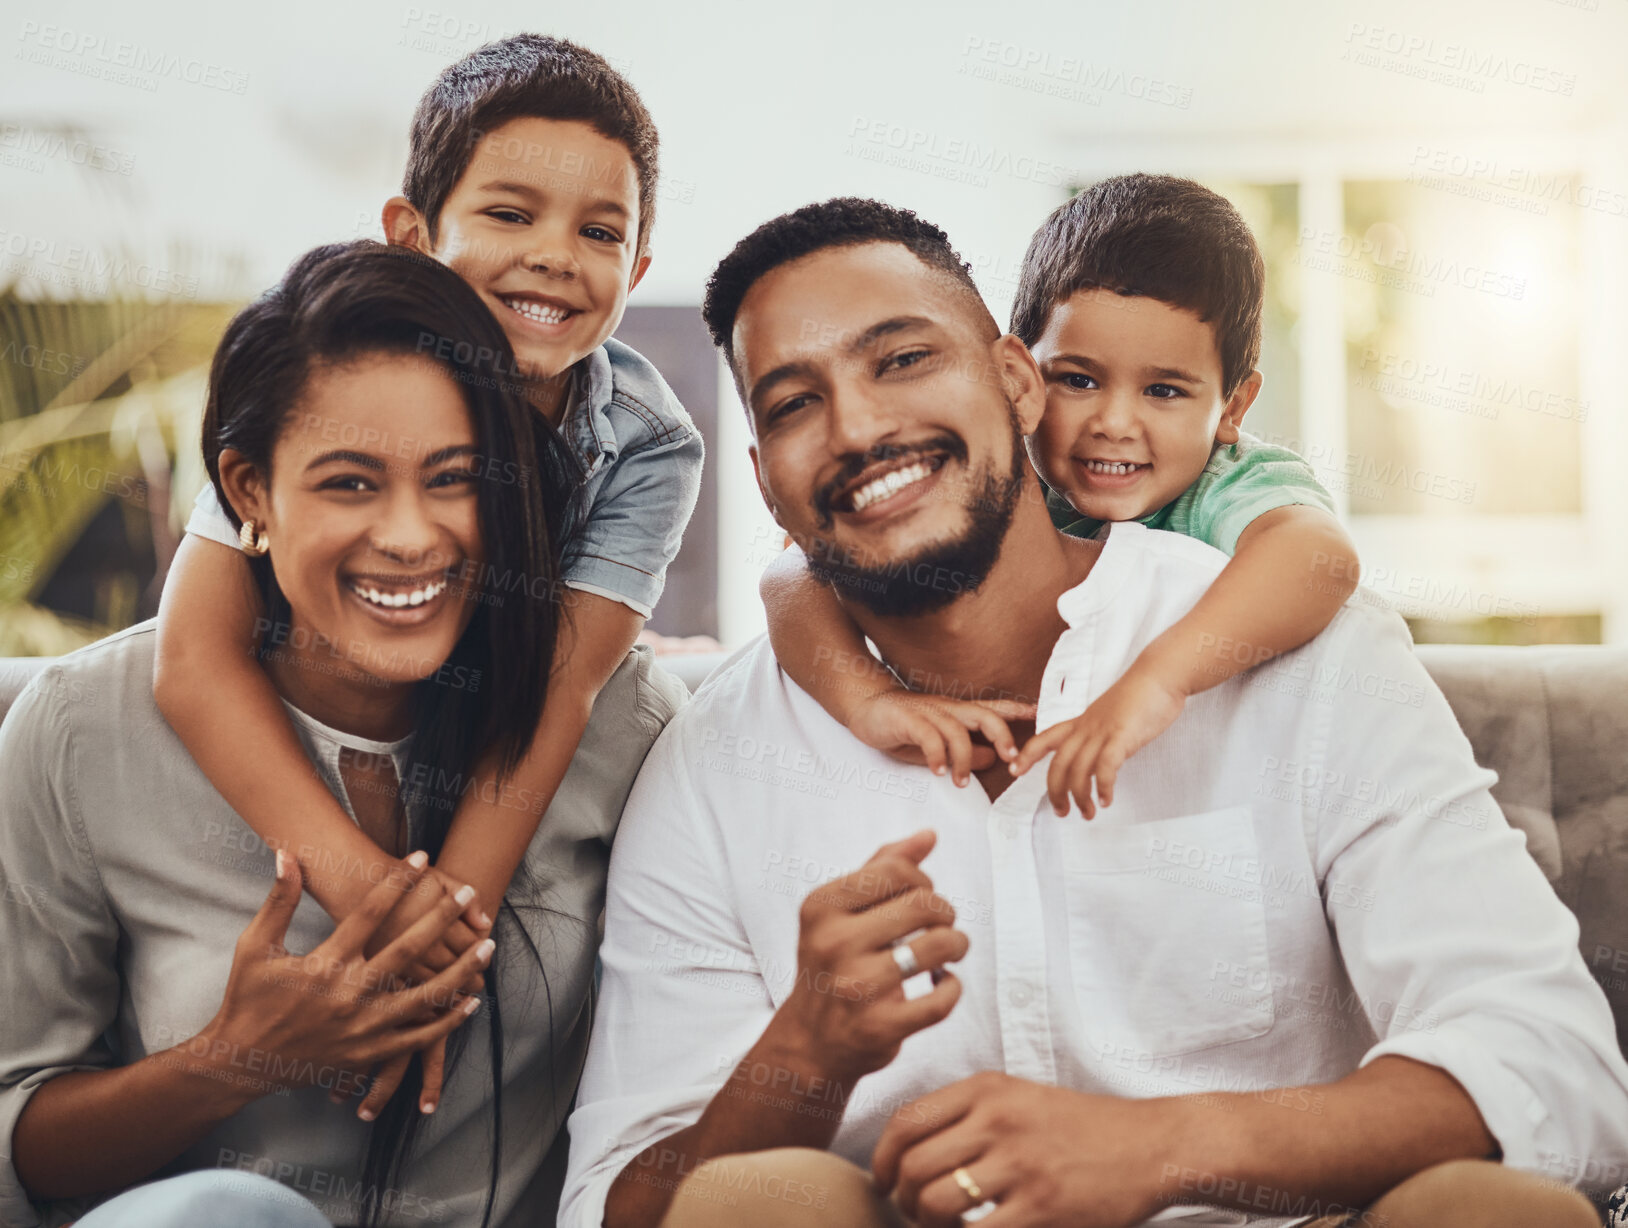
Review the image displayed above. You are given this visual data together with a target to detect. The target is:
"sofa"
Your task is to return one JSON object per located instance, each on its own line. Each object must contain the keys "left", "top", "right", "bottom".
{"left": 3, "top": 642, "right": 1625, "bottom": 1052}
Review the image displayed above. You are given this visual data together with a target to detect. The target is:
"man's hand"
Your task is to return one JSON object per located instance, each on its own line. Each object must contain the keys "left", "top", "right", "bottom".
{"left": 848, "top": 692, "right": 1036, "bottom": 787}
{"left": 1009, "top": 667, "right": 1186, "bottom": 818}
{"left": 603, "top": 831, "right": 968, "bottom": 1228}
{"left": 768, "top": 830, "right": 968, "bottom": 1083}
{"left": 873, "top": 1072, "right": 1183, "bottom": 1227}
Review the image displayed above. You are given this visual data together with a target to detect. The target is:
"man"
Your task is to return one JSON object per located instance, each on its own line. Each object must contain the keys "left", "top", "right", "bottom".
{"left": 559, "top": 198, "right": 1628, "bottom": 1228}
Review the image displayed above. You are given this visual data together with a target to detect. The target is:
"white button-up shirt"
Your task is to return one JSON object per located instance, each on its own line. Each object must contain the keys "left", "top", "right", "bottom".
{"left": 561, "top": 522, "right": 1628, "bottom": 1227}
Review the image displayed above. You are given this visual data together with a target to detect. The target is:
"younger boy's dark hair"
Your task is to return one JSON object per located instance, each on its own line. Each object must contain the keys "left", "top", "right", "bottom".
{"left": 702, "top": 196, "right": 995, "bottom": 372}
{"left": 403, "top": 34, "right": 660, "bottom": 255}
{"left": 1010, "top": 174, "right": 1264, "bottom": 398}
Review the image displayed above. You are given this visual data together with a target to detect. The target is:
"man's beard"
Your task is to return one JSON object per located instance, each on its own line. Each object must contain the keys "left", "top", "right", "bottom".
{"left": 803, "top": 402, "right": 1027, "bottom": 618}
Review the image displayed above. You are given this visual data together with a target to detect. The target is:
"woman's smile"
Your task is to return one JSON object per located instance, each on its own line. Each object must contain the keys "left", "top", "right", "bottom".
{"left": 342, "top": 568, "right": 455, "bottom": 627}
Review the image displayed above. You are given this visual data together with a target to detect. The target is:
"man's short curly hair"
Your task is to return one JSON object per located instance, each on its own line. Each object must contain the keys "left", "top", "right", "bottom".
{"left": 701, "top": 197, "right": 995, "bottom": 370}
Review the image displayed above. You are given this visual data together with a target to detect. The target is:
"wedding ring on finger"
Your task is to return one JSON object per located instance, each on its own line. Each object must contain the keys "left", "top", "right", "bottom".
{"left": 953, "top": 1166, "right": 985, "bottom": 1204}
{"left": 890, "top": 941, "right": 921, "bottom": 979}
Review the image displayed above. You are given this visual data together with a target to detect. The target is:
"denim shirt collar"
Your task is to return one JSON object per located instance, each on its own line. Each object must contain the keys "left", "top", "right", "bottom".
{"left": 563, "top": 344, "right": 618, "bottom": 474}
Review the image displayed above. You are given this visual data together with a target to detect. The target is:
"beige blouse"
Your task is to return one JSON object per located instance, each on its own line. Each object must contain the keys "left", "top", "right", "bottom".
{"left": 0, "top": 620, "right": 685, "bottom": 1227}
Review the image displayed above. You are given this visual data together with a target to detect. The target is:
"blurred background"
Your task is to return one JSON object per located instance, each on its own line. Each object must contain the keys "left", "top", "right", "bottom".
{"left": 2, "top": 0, "right": 1623, "bottom": 655}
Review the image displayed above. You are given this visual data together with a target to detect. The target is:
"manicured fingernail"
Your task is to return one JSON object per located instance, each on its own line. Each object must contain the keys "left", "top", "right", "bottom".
{"left": 275, "top": 849, "right": 288, "bottom": 880}
{"left": 476, "top": 910, "right": 492, "bottom": 929}
{"left": 420, "top": 1099, "right": 436, "bottom": 1114}
{"left": 933, "top": 765, "right": 946, "bottom": 776}
{"left": 454, "top": 885, "right": 476, "bottom": 908}
{"left": 462, "top": 997, "right": 480, "bottom": 1015}
{"left": 358, "top": 1107, "right": 376, "bottom": 1122}
{"left": 476, "top": 938, "right": 495, "bottom": 962}
{"left": 407, "top": 851, "right": 428, "bottom": 870}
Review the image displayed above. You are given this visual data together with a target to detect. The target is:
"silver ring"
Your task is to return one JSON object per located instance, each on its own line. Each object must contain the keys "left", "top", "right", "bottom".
{"left": 891, "top": 942, "right": 920, "bottom": 978}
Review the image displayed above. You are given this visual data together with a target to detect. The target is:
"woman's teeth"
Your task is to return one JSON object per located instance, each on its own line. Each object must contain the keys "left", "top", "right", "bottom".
{"left": 349, "top": 578, "right": 448, "bottom": 609}
{"left": 1086, "top": 460, "right": 1147, "bottom": 475}
{"left": 502, "top": 297, "right": 573, "bottom": 325}
{"left": 849, "top": 460, "right": 935, "bottom": 512}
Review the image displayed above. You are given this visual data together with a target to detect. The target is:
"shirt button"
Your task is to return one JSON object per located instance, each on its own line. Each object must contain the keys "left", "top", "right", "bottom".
{"left": 1008, "top": 982, "right": 1033, "bottom": 1008}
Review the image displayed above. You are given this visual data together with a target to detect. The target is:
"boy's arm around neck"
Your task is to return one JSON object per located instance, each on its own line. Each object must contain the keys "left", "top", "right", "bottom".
{"left": 762, "top": 544, "right": 895, "bottom": 722}
{"left": 152, "top": 534, "right": 401, "bottom": 917}
{"left": 433, "top": 589, "right": 644, "bottom": 915}
{"left": 1136, "top": 504, "right": 1361, "bottom": 698}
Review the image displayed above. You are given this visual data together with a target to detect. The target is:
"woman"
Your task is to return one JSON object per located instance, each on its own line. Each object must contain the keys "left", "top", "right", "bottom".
{"left": 0, "top": 242, "right": 685, "bottom": 1227}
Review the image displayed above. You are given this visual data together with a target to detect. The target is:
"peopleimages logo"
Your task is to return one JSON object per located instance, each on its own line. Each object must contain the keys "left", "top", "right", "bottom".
{"left": 0, "top": 124, "right": 135, "bottom": 175}
{"left": 1340, "top": 23, "right": 1577, "bottom": 96}
{"left": 956, "top": 36, "right": 1194, "bottom": 110}
{"left": 1407, "top": 146, "right": 1628, "bottom": 220}
{"left": 15, "top": 22, "right": 251, "bottom": 94}
{"left": 1296, "top": 226, "right": 1526, "bottom": 302}
{"left": 698, "top": 727, "right": 929, "bottom": 804}
{"left": 0, "top": 229, "right": 199, "bottom": 298}
{"left": 1355, "top": 348, "right": 1589, "bottom": 423}
{"left": 845, "top": 116, "right": 1075, "bottom": 188}
{"left": 0, "top": 338, "right": 89, "bottom": 378}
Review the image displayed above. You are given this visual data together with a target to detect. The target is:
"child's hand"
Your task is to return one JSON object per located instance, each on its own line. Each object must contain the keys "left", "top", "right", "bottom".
{"left": 344, "top": 867, "right": 493, "bottom": 1119}
{"left": 355, "top": 1035, "right": 453, "bottom": 1122}
{"left": 360, "top": 865, "right": 491, "bottom": 981}
{"left": 848, "top": 690, "right": 1037, "bottom": 787}
{"left": 1010, "top": 668, "right": 1187, "bottom": 818}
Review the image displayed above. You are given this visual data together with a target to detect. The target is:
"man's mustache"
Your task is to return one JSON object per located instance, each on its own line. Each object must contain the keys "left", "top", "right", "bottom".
{"left": 811, "top": 433, "right": 969, "bottom": 529}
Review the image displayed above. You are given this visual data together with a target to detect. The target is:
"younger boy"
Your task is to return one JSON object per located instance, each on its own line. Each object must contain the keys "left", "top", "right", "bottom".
{"left": 764, "top": 174, "right": 1358, "bottom": 816}
{"left": 154, "top": 35, "right": 702, "bottom": 1117}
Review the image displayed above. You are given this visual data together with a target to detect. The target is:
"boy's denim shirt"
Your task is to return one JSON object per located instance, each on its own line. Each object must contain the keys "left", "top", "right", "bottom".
{"left": 555, "top": 337, "right": 704, "bottom": 618}
{"left": 184, "top": 337, "right": 703, "bottom": 621}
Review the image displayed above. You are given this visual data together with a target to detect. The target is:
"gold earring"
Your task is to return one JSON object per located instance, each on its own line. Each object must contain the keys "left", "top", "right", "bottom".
{"left": 238, "top": 519, "right": 270, "bottom": 556}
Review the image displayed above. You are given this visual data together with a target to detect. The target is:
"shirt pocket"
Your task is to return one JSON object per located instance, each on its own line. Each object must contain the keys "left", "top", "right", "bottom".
{"left": 1058, "top": 804, "right": 1275, "bottom": 1058}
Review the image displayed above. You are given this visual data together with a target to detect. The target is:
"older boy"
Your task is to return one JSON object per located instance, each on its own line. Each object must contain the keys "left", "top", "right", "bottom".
{"left": 153, "top": 36, "right": 702, "bottom": 1121}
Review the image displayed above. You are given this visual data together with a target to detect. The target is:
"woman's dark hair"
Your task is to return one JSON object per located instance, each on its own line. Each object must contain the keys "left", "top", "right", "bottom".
{"left": 201, "top": 239, "right": 583, "bottom": 1227}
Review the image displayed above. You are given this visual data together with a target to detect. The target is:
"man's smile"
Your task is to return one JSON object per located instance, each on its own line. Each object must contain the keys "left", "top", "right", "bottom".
{"left": 834, "top": 453, "right": 949, "bottom": 516}
{"left": 812, "top": 433, "right": 971, "bottom": 530}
